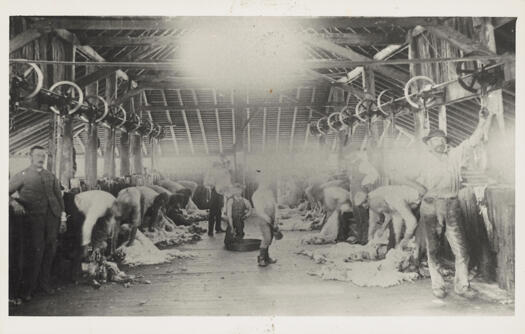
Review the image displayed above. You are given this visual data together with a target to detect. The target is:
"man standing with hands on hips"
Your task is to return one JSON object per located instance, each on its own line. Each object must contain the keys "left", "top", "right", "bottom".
{"left": 9, "top": 146, "right": 67, "bottom": 302}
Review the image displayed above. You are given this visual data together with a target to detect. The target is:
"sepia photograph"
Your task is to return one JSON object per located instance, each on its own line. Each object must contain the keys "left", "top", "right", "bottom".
{"left": 5, "top": 7, "right": 520, "bottom": 331}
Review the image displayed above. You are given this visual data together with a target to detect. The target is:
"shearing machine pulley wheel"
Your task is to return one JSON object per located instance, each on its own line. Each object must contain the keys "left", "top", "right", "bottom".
{"left": 403, "top": 75, "right": 440, "bottom": 109}
{"left": 9, "top": 61, "right": 44, "bottom": 103}
{"left": 47, "top": 81, "right": 84, "bottom": 116}
{"left": 455, "top": 52, "right": 504, "bottom": 94}
{"left": 123, "top": 112, "right": 142, "bottom": 133}
{"left": 316, "top": 117, "right": 331, "bottom": 135}
{"left": 79, "top": 95, "right": 109, "bottom": 124}
{"left": 376, "top": 89, "right": 410, "bottom": 117}
{"left": 137, "top": 118, "right": 155, "bottom": 137}
{"left": 354, "top": 98, "right": 382, "bottom": 122}
{"left": 150, "top": 124, "right": 163, "bottom": 139}
{"left": 308, "top": 120, "right": 322, "bottom": 137}
{"left": 327, "top": 112, "right": 346, "bottom": 132}
{"left": 101, "top": 105, "right": 128, "bottom": 130}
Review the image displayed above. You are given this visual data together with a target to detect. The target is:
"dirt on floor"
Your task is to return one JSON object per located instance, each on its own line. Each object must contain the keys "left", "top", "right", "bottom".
{"left": 9, "top": 223, "right": 514, "bottom": 316}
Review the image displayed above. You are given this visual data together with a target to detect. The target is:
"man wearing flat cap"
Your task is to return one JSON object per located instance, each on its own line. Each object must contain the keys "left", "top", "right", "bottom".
{"left": 398, "top": 109, "right": 494, "bottom": 299}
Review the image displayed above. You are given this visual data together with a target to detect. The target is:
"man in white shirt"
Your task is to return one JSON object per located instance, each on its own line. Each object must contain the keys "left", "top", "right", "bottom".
{"left": 353, "top": 185, "right": 422, "bottom": 249}
{"left": 398, "top": 109, "right": 493, "bottom": 299}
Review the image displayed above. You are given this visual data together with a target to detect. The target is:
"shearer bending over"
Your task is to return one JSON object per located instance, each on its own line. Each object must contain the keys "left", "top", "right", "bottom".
{"left": 353, "top": 185, "right": 422, "bottom": 249}
{"left": 396, "top": 109, "right": 494, "bottom": 299}
{"left": 224, "top": 183, "right": 252, "bottom": 247}
{"left": 252, "top": 169, "right": 282, "bottom": 267}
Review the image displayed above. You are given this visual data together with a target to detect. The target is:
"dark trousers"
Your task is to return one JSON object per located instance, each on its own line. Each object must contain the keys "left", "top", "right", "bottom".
{"left": 232, "top": 217, "right": 245, "bottom": 239}
{"left": 336, "top": 211, "right": 353, "bottom": 242}
{"left": 9, "top": 210, "right": 25, "bottom": 299}
{"left": 208, "top": 208, "right": 222, "bottom": 234}
{"left": 351, "top": 202, "right": 369, "bottom": 244}
{"left": 20, "top": 210, "right": 59, "bottom": 297}
{"left": 420, "top": 197, "right": 470, "bottom": 293}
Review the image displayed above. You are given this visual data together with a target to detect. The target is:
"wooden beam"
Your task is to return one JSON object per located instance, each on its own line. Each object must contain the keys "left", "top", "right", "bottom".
{"left": 54, "top": 29, "right": 128, "bottom": 81}
{"left": 337, "top": 44, "right": 404, "bottom": 84}
{"left": 424, "top": 25, "right": 496, "bottom": 56}
{"left": 262, "top": 108, "right": 267, "bottom": 152}
{"left": 215, "top": 109, "right": 223, "bottom": 153}
{"left": 246, "top": 108, "right": 251, "bottom": 153}
{"left": 289, "top": 88, "right": 300, "bottom": 152}
{"left": 306, "top": 69, "right": 365, "bottom": 99}
{"left": 160, "top": 90, "right": 179, "bottom": 155}
{"left": 10, "top": 29, "right": 42, "bottom": 54}
{"left": 114, "top": 87, "right": 143, "bottom": 106}
{"left": 196, "top": 109, "right": 209, "bottom": 154}
{"left": 231, "top": 109, "right": 236, "bottom": 147}
{"left": 9, "top": 121, "right": 48, "bottom": 144}
{"left": 75, "top": 68, "right": 116, "bottom": 88}
{"left": 492, "top": 17, "right": 515, "bottom": 29}
{"left": 276, "top": 107, "right": 281, "bottom": 151}
{"left": 134, "top": 74, "right": 319, "bottom": 85}
{"left": 81, "top": 31, "right": 407, "bottom": 47}
{"left": 304, "top": 36, "right": 409, "bottom": 83}
{"left": 139, "top": 101, "right": 346, "bottom": 111}
{"left": 289, "top": 107, "right": 298, "bottom": 153}
{"left": 31, "top": 17, "right": 442, "bottom": 31}
{"left": 181, "top": 110, "right": 194, "bottom": 155}
{"left": 169, "top": 126, "right": 180, "bottom": 156}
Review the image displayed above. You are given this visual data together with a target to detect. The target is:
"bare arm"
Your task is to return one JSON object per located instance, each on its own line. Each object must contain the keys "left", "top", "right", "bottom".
{"left": 464, "top": 113, "right": 494, "bottom": 148}
{"left": 243, "top": 198, "right": 253, "bottom": 217}
{"left": 390, "top": 199, "right": 418, "bottom": 240}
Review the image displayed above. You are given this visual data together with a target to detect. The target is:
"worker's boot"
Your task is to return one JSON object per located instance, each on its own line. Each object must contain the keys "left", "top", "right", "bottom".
{"left": 258, "top": 248, "right": 268, "bottom": 267}
{"left": 265, "top": 248, "right": 277, "bottom": 264}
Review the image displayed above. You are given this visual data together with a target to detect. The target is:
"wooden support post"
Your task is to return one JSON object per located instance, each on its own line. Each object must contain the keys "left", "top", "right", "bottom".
{"left": 233, "top": 103, "right": 246, "bottom": 183}
{"left": 332, "top": 87, "right": 346, "bottom": 170}
{"left": 196, "top": 109, "right": 209, "bottom": 154}
{"left": 55, "top": 38, "right": 76, "bottom": 188}
{"left": 215, "top": 109, "right": 223, "bottom": 153}
{"left": 476, "top": 18, "right": 505, "bottom": 133}
{"left": 262, "top": 108, "right": 267, "bottom": 152}
{"left": 408, "top": 34, "right": 426, "bottom": 142}
{"left": 103, "top": 73, "right": 116, "bottom": 177}
{"left": 246, "top": 108, "right": 252, "bottom": 153}
{"left": 84, "top": 66, "right": 98, "bottom": 188}
{"left": 439, "top": 105, "right": 447, "bottom": 134}
{"left": 181, "top": 110, "right": 194, "bottom": 155}
{"left": 303, "top": 108, "right": 313, "bottom": 151}
{"left": 59, "top": 116, "right": 75, "bottom": 188}
{"left": 131, "top": 134, "right": 143, "bottom": 175}
{"left": 119, "top": 129, "right": 131, "bottom": 176}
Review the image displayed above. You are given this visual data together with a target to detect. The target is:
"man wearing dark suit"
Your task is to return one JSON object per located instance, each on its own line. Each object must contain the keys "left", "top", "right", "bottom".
{"left": 9, "top": 146, "right": 66, "bottom": 302}
{"left": 208, "top": 186, "right": 224, "bottom": 236}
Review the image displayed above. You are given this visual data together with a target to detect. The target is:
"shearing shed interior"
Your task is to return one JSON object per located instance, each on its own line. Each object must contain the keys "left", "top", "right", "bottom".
{"left": 8, "top": 16, "right": 516, "bottom": 317}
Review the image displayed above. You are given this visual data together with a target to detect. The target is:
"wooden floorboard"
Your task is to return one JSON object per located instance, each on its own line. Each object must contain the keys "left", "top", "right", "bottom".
{"left": 9, "top": 224, "right": 514, "bottom": 316}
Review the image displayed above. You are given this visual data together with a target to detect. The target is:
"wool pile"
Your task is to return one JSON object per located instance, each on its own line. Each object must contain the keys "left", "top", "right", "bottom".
{"left": 299, "top": 241, "right": 419, "bottom": 287}
{"left": 277, "top": 206, "right": 324, "bottom": 232}
{"left": 184, "top": 209, "right": 209, "bottom": 223}
{"left": 143, "top": 224, "right": 203, "bottom": 248}
{"left": 300, "top": 210, "right": 341, "bottom": 244}
{"left": 117, "top": 230, "right": 196, "bottom": 267}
